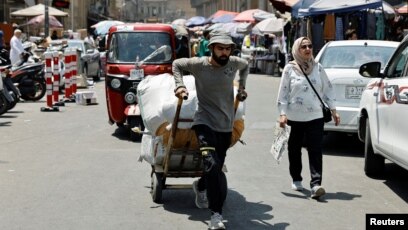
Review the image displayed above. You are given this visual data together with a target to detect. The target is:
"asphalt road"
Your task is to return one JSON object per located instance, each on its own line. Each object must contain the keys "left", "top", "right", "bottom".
{"left": 0, "top": 73, "right": 407, "bottom": 230}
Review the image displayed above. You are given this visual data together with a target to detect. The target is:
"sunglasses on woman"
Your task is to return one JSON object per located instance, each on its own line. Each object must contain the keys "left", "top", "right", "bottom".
{"left": 300, "top": 44, "right": 313, "bottom": 49}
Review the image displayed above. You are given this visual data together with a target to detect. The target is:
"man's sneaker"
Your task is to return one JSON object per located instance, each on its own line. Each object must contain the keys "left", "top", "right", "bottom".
{"left": 311, "top": 185, "right": 326, "bottom": 199}
{"left": 209, "top": 212, "right": 225, "bottom": 230}
{"left": 291, "top": 181, "right": 303, "bottom": 191}
{"left": 192, "top": 180, "right": 208, "bottom": 209}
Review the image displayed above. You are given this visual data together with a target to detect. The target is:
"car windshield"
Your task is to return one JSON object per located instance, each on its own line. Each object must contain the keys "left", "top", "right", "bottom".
{"left": 68, "top": 42, "right": 87, "bottom": 52}
{"left": 107, "top": 32, "right": 173, "bottom": 64}
{"left": 319, "top": 45, "right": 396, "bottom": 69}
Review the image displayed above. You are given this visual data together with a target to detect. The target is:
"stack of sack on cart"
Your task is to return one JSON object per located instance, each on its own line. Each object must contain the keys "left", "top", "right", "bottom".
{"left": 137, "top": 73, "right": 246, "bottom": 165}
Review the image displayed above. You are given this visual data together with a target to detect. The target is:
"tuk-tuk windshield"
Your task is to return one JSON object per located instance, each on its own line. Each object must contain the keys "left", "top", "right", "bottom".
{"left": 107, "top": 32, "right": 173, "bottom": 64}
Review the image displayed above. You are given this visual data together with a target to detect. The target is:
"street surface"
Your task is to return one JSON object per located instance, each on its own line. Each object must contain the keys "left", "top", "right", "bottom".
{"left": 0, "top": 73, "right": 407, "bottom": 230}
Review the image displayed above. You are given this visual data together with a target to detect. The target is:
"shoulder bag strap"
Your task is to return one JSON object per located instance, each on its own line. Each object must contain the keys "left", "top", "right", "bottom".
{"left": 299, "top": 67, "right": 326, "bottom": 108}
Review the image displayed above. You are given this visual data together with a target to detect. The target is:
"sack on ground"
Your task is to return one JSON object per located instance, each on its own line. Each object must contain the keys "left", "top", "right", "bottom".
{"left": 270, "top": 122, "right": 291, "bottom": 163}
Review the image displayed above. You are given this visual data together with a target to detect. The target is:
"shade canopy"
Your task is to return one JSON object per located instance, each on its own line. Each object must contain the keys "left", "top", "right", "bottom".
{"left": 22, "top": 14, "right": 63, "bottom": 28}
{"left": 297, "top": 0, "right": 382, "bottom": 17}
{"left": 11, "top": 3, "right": 68, "bottom": 17}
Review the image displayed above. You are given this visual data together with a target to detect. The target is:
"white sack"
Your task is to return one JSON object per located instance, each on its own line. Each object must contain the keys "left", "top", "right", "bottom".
{"left": 162, "top": 90, "right": 198, "bottom": 129}
{"left": 139, "top": 132, "right": 165, "bottom": 165}
{"left": 161, "top": 87, "right": 246, "bottom": 130}
{"left": 137, "top": 74, "right": 196, "bottom": 134}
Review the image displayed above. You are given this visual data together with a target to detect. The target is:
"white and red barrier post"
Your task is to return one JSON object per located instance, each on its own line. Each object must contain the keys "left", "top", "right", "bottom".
{"left": 71, "top": 49, "right": 77, "bottom": 96}
{"left": 41, "top": 51, "right": 59, "bottom": 112}
{"left": 52, "top": 51, "right": 64, "bottom": 106}
{"left": 63, "top": 48, "right": 74, "bottom": 102}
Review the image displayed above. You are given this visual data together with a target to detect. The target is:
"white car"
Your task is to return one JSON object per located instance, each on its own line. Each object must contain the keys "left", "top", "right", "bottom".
{"left": 357, "top": 35, "right": 408, "bottom": 175}
{"left": 315, "top": 40, "right": 399, "bottom": 133}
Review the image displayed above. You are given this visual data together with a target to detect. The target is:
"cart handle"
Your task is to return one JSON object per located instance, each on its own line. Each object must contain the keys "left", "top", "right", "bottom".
{"left": 234, "top": 92, "right": 246, "bottom": 114}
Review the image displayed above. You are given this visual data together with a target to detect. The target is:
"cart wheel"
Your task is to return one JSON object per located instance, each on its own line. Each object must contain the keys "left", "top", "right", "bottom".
{"left": 151, "top": 172, "right": 163, "bottom": 203}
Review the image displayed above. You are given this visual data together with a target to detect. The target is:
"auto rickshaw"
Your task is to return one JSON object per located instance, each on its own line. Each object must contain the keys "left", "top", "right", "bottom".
{"left": 105, "top": 23, "right": 190, "bottom": 141}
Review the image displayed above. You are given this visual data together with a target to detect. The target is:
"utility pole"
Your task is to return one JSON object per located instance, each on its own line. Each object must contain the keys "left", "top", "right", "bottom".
{"left": 71, "top": 0, "right": 74, "bottom": 31}
{"left": 45, "top": 0, "right": 49, "bottom": 37}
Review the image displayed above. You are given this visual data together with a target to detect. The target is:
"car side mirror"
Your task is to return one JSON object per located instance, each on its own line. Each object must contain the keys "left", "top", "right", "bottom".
{"left": 359, "top": 62, "right": 381, "bottom": 78}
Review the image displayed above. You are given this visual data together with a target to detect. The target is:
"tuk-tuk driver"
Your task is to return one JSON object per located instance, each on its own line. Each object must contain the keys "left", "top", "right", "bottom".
{"left": 172, "top": 28, "right": 249, "bottom": 230}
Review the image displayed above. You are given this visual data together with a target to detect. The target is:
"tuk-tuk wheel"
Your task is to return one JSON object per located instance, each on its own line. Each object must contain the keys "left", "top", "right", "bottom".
{"left": 151, "top": 172, "right": 163, "bottom": 203}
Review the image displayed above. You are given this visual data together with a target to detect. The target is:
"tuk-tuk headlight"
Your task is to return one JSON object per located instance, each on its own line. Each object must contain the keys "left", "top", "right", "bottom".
{"left": 125, "top": 92, "right": 137, "bottom": 104}
{"left": 111, "top": 78, "right": 121, "bottom": 89}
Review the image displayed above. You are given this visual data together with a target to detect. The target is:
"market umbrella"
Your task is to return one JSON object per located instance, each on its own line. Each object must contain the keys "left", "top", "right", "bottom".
{"left": 376, "top": 1, "right": 397, "bottom": 19}
{"left": 236, "top": 23, "right": 252, "bottom": 34}
{"left": 22, "top": 14, "right": 63, "bottom": 28}
{"left": 233, "top": 9, "right": 271, "bottom": 23}
{"left": 269, "top": 0, "right": 300, "bottom": 13}
{"left": 208, "top": 10, "right": 239, "bottom": 23}
{"left": 171, "top": 24, "right": 189, "bottom": 38}
{"left": 185, "top": 16, "right": 207, "bottom": 27}
{"left": 91, "top": 20, "right": 124, "bottom": 35}
{"left": 397, "top": 4, "right": 407, "bottom": 14}
{"left": 11, "top": 3, "right": 68, "bottom": 17}
{"left": 212, "top": 14, "right": 237, "bottom": 23}
{"left": 222, "top": 22, "right": 244, "bottom": 38}
{"left": 171, "top": 18, "right": 187, "bottom": 27}
{"left": 252, "top": 17, "right": 285, "bottom": 35}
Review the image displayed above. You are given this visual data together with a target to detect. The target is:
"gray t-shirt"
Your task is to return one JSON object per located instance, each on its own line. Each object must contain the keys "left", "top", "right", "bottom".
{"left": 173, "top": 56, "right": 248, "bottom": 132}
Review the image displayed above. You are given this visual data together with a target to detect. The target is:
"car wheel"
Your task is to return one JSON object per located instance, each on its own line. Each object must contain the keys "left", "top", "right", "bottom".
{"left": 364, "top": 117, "right": 385, "bottom": 175}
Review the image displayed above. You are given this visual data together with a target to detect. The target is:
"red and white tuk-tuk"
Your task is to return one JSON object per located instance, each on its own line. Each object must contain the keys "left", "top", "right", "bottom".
{"left": 105, "top": 23, "right": 189, "bottom": 141}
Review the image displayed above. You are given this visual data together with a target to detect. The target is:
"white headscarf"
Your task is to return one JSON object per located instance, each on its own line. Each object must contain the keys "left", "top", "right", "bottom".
{"left": 289, "top": 37, "right": 315, "bottom": 75}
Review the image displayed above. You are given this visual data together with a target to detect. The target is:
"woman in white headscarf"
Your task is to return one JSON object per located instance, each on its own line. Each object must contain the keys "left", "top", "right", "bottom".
{"left": 276, "top": 36, "right": 340, "bottom": 199}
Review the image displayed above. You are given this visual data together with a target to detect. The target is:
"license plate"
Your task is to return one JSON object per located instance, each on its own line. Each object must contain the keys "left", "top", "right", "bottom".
{"left": 345, "top": 86, "right": 365, "bottom": 99}
{"left": 130, "top": 69, "right": 144, "bottom": 80}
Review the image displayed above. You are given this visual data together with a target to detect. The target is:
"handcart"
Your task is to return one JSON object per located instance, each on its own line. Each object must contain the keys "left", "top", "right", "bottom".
{"left": 150, "top": 92, "right": 244, "bottom": 203}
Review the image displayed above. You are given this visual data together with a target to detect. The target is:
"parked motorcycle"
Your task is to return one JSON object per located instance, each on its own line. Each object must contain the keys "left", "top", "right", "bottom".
{"left": 8, "top": 52, "right": 46, "bottom": 101}
{"left": 0, "top": 68, "right": 20, "bottom": 115}
{"left": 0, "top": 48, "right": 11, "bottom": 66}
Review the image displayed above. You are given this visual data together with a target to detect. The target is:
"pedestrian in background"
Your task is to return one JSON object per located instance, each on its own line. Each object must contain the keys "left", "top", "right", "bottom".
{"left": 10, "top": 29, "right": 25, "bottom": 65}
{"left": 393, "top": 26, "right": 404, "bottom": 42}
{"left": 51, "top": 30, "right": 58, "bottom": 40}
{"left": 197, "top": 30, "right": 210, "bottom": 57}
{"left": 345, "top": 29, "right": 358, "bottom": 40}
{"left": 173, "top": 29, "right": 248, "bottom": 229}
{"left": 276, "top": 37, "right": 340, "bottom": 199}
{"left": 84, "top": 30, "right": 95, "bottom": 47}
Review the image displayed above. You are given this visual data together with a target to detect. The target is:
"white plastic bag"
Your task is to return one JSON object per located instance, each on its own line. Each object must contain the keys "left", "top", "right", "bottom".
{"left": 270, "top": 122, "right": 291, "bottom": 164}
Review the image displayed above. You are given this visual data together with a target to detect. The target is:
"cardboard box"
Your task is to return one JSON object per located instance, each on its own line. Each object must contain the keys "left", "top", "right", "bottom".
{"left": 75, "top": 91, "right": 97, "bottom": 105}
{"left": 76, "top": 29, "right": 87, "bottom": 40}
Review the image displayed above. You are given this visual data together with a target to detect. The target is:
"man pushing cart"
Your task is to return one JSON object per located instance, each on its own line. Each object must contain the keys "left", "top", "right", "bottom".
{"left": 171, "top": 28, "right": 249, "bottom": 230}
